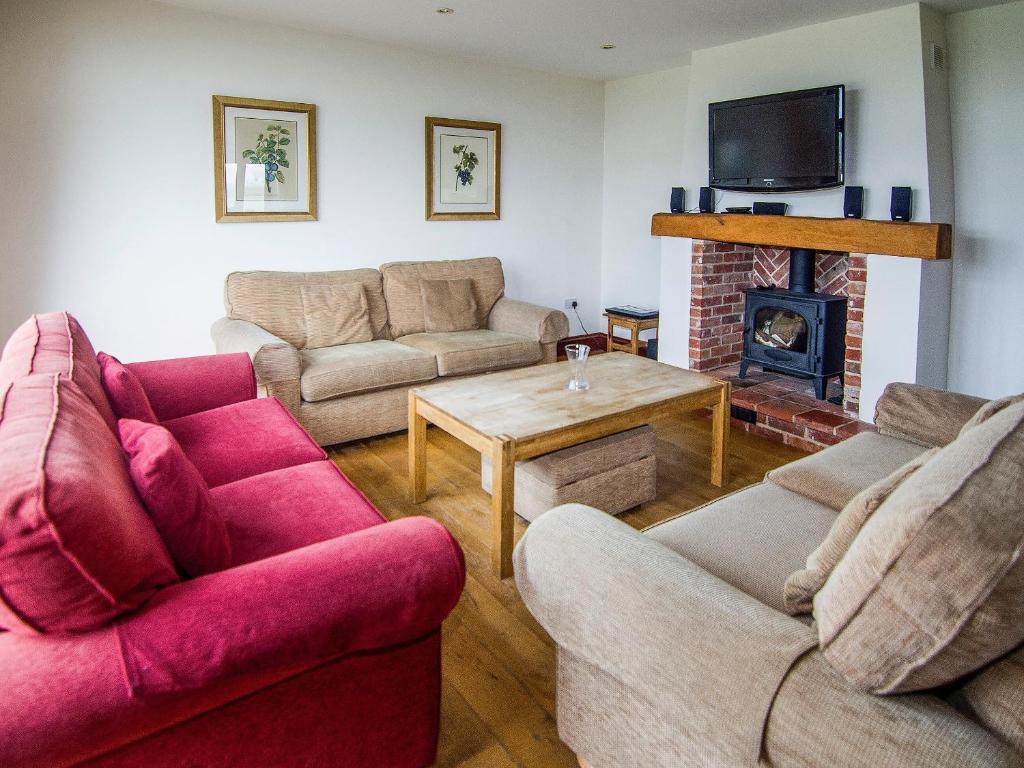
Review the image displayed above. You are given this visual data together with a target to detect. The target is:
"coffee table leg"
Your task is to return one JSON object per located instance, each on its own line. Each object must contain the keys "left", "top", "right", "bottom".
{"left": 409, "top": 391, "right": 427, "bottom": 503}
{"left": 490, "top": 435, "right": 516, "bottom": 579}
{"left": 711, "top": 382, "right": 730, "bottom": 487}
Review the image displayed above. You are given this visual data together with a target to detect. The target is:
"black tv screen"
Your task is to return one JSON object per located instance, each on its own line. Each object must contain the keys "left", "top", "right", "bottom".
{"left": 709, "top": 85, "right": 844, "bottom": 192}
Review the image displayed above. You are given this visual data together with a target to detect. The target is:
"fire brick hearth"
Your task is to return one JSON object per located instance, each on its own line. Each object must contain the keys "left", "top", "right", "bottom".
{"left": 688, "top": 239, "right": 867, "bottom": 415}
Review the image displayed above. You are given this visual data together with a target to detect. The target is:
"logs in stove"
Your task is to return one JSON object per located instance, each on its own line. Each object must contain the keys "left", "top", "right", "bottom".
{"left": 739, "top": 248, "right": 847, "bottom": 401}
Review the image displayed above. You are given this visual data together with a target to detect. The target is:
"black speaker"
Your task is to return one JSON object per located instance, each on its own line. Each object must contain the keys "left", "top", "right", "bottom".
{"left": 890, "top": 187, "right": 912, "bottom": 221}
{"left": 699, "top": 187, "right": 714, "bottom": 213}
{"left": 752, "top": 201, "right": 787, "bottom": 216}
{"left": 670, "top": 187, "right": 685, "bottom": 213}
{"left": 844, "top": 186, "right": 864, "bottom": 219}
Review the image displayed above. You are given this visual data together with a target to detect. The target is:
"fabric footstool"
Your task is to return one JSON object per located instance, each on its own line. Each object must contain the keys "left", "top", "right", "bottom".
{"left": 481, "top": 425, "right": 657, "bottom": 522}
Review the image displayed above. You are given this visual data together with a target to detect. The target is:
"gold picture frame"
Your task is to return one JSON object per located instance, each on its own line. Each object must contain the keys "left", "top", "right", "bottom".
{"left": 213, "top": 95, "right": 317, "bottom": 223}
{"left": 425, "top": 116, "right": 501, "bottom": 221}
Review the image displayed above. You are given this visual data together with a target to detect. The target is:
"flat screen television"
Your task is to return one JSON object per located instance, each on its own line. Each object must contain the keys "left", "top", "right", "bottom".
{"left": 708, "top": 85, "right": 844, "bottom": 192}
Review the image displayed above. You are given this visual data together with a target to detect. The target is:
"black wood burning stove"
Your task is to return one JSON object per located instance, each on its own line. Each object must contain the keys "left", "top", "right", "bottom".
{"left": 739, "top": 248, "right": 847, "bottom": 400}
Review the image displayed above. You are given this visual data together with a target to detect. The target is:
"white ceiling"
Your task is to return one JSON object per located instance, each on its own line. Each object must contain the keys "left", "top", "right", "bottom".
{"left": 162, "top": 0, "right": 1008, "bottom": 80}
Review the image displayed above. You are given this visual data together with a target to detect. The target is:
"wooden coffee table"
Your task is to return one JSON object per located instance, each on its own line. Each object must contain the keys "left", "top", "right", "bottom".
{"left": 408, "top": 352, "right": 730, "bottom": 578}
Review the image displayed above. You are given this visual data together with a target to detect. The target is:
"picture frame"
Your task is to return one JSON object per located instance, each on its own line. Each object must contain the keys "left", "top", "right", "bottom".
{"left": 425, "top": 116, "right": 501, "bottom": 221}
{"left": 212, "top": 95, "right": 317, "bottom": 223}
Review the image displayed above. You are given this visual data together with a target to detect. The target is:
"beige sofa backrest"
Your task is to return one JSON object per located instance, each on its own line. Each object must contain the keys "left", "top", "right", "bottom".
{"left": 225, "top": 269, "right": 390, "bottom": 348}
{"left": 380, "top": 257, "right": 505, "bottom": 338}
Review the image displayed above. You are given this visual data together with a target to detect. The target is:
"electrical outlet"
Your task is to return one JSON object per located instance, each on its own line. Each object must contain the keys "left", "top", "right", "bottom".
{"left": 564, "top": 298, "right": 578, "bottom": 310}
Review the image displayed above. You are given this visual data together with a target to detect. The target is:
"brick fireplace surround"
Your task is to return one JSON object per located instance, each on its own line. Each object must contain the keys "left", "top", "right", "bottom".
{"left": 688, "top": 239, "right": 872, "bottom": 451}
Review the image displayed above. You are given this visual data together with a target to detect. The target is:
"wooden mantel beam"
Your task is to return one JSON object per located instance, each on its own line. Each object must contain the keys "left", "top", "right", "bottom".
{"left": 651, "top": 212, "right": 951, "bottom": 260}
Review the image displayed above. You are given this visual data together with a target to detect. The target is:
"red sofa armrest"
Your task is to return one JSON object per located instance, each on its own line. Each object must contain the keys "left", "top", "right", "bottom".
{"left": 115, "top": 517, "right": 465, "bottom": 696}
{"left": 126, "top": 353, "right": 256, "bottom": 421}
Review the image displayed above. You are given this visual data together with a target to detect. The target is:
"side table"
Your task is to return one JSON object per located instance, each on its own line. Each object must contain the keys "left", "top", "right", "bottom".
{"left": 604, "top": 311, "right": 659, "bottom": 356}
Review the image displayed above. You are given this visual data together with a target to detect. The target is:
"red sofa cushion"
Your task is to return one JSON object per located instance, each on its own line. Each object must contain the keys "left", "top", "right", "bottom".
{"left": 0, "top": 312, "right": 117, "bottom": 431}
{"left": 163, "top": 398, "right": 327, "bottom": 488}
{"left": 98, "top": 352, "right": 158, "bottom": 423}
{"left": 119, "top": 419, "right": 232, "bottom": 577}
{"left": 0, "top": 374, "right": 178, "bottom": 634}
{"left": 211, "top": 461, "right": 386, "bottom": 565}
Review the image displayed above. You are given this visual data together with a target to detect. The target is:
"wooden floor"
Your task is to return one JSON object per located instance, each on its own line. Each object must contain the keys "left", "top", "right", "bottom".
{"left": 329, "top": 411, "right": 805, "bottom": 767}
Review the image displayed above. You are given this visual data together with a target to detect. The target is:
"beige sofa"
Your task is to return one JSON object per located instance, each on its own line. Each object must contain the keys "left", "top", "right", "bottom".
{"left": 211, "top": 257, "right": 568, "bottom": 446}
{"left": 515, "top": 383, "right": 1024, "bottom": 768}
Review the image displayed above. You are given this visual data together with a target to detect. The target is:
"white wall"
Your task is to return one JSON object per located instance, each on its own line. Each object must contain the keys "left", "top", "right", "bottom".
{"left": 600, "top": 66, "right": 689, "bottom": 316}
{"left": 632, "top": 3, "right": 951, "bottom": 418}
{"left": 946, "top": 0, "right": 1024, "bottom": 398}
{"left": 0, "top": 0, "right": 605, "bottom": 360}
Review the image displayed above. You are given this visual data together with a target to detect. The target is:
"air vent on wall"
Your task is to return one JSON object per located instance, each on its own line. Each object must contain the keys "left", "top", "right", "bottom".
{"left": 930, "top": 42, "right": 947, "bottom": 71}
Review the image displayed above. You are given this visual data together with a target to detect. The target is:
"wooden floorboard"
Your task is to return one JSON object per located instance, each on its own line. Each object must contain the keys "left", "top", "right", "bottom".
{"left": 330, "top": 411, "right": 805, "bottom": 767}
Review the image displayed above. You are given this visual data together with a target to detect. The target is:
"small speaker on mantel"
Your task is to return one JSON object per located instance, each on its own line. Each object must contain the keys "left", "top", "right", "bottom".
{"left": 844, "top": 186, "right": 864, "bottom": 219}
{"left": 670, "top": 187, "right": 685, "bottom": 213}
{"left": 890, "top": 186, "right": 913, "bottom": 221}
{"left": 699, "top": 186, "right": 715, "bottom": 213}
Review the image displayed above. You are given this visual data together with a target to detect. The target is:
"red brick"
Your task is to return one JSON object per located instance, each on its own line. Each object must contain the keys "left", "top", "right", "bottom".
{"left": 845, "top": 334, "right": 862, "bottom": 349}
{"left": 783, "top": 432, "right": 824, "bottom": 453}
{"left": 846, "top": 347, "right": 862, "bottom": 362}
{"left": 804, "top": 427, "right": 843, "bottom": 446}
{"left": 731, "top": 387, "right": 778, "bottom": 409}
{"left": 759, "top": 398, "right": 813, "bottom": 423}
{"left": 794, "top": 409, "right": 854, "bottom": 431}
{"left": 835, "top": 420, "right": 878, "bottom": 439}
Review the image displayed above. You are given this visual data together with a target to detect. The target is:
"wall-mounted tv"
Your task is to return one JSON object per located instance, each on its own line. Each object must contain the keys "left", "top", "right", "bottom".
{"left": 709, "top": 85, "right": 844, "bottom": 193}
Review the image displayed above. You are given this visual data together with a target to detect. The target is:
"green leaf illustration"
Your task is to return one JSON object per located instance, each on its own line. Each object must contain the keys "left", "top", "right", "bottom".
{"left": 278, "top": 158, "right": 290, "bottom": 168}
{"left": 275, "top": 171, "right": 285, "bottom": 183}
{"left": 279, "top": 128, "right": 291, "bottom": 135}
{"left": 278, "top": 138, "right": 291, "bottom": 145}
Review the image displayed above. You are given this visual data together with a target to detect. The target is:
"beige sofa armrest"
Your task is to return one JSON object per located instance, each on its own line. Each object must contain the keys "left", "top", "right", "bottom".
{"left": 514, "top": 504, "right": 816, "bottom": 766}
{"left": 487, "top": 297, "right": 568, "bottom": 344}
{"left": 874, "top": 382, "right": 986, "bottom": 448}
{"left": 211, "top": 318, "right": 301, "bottom": 413}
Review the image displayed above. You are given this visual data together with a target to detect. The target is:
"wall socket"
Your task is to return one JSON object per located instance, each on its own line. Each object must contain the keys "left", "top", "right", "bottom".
{"left": 564, "top": 298, "right": 578, "bottom": 310}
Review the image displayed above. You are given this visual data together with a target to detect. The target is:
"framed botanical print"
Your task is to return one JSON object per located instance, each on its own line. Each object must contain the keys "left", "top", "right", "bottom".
{"left": 212, "top": 95, "right": 317, "bottom": 222}
{"left": 425, "top": 117, "right": 501, "bottom": 221}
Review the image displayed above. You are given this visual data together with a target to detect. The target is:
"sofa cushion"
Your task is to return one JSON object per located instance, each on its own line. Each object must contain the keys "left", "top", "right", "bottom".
{"left": 949, "top": 646, "right": 1024, "bottom": 753}
{"left": 119, "top": 419, "right": 232, "bottom": 577}
{"left": 381, "top": 257, "right": 504, "bottom": 338}
{"left": 300, "top": 283, "right": 373, "bottom": 349}
{"left": 225, "top": 269, "right": 389, "bottom": 348}
{"left": 210, "top": 461, "right": 385, "bottom": 565}
{"left": 0, "top": 374, "right": 178, "bottom": 634}
{"left": 644, "top": 483, "right": 838, "bottom": 613}
{"left": 299, "top": 340, "right": 437, "bottom": 402}
{"left": 420, "top": 278, "right": 478, "bottom": 333}
{"left": 783, "top": 448, "right": 938, "bottom": 615}
{"left": 163, "top": 398, "right": 327, "bottom": 488}
{"left": 766, "top": 431, "right": 927, "bottom": 511}
{"left": 98, "top": 352, "right": 159, "bottom": 423}
{"left": 0, "top": 312, "right": 117, "bottom": 431}
{"left": 816, "top": 400, "right": 1024, "bottom": 694}
{"left": 396, "top": 330, "right": 541, "bottom": 377}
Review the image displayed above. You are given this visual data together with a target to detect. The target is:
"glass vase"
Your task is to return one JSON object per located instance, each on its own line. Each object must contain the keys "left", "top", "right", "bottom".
{"left": 565, "top": 344, "right": 591, "bottom": 391}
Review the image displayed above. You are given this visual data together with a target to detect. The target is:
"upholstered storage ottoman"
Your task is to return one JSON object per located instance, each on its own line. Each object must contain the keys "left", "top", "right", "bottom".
{"left": 481, "top": 426, "right": 657, "bottom": 522}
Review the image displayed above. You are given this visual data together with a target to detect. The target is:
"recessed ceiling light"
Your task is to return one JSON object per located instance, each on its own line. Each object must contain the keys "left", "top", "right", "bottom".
{"left": 436, "top": 7, "right": 455, "bottom": 14}
{"left": 601, "top": 43, "right": 617, "bottom": 50}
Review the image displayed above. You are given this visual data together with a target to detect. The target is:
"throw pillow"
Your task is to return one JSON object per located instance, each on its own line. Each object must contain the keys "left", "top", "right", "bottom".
{"left": 98, "top": 351, "right": 159, "bottom": 423}
{"left": 420, "top": 278, "right": 479, "bottom": 333}
{"left": 816, "top": 399, "right": 1024, "bottom": 694}
{"left": 119, "top": 419, "right": 232, "bottom": 577}
{"left": 0, "top": 374, "right": 178, "bottom": 634}
{"left": 300, "top": 283, "right": 373, "bottom": 349}
{"left": 959, "top": 393, "right": 1024, "bottom": 437}
{"left": 782, "top": 447, "right": 938, "bottom": 615}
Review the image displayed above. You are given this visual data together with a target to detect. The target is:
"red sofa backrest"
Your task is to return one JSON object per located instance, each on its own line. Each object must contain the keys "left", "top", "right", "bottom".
{"left": 0, "top": 312, "right": 117, "bottom": 432}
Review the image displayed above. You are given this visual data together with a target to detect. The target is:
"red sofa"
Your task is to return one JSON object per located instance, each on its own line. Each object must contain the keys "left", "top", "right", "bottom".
{"left": 0, "top": 313, "right": 466, "bottom": 768}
